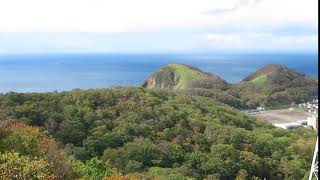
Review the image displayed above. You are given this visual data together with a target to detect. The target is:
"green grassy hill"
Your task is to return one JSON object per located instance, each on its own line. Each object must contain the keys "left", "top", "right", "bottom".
{"left": 142, "top": 63, "right": 229, "bottom": 91}
{"left": 250, "top": 74, "right": 268, "bottom": 85}
{"left": 242, "top": 64, "right": 284, "bottom": 82}
{"left": 235, "top": 64, "right": 318, "bottom": 107}
{"left": 168, "top": 64, "right": 209, "bottom": 89}
{"left": 143, "top": 63, "right": 318, "bottom": 109}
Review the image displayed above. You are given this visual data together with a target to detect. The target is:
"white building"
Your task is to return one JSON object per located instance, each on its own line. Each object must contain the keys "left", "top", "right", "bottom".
{"left": 307, "top": 115, "right": 318, "bottom": 130}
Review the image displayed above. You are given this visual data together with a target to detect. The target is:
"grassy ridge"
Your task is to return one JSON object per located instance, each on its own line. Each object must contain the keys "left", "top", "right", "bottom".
{"left": 167, "top": 64, "right": 209, "bottom": 90}
{"left": 251, "top": 74, "right": 268, "bottom": 85}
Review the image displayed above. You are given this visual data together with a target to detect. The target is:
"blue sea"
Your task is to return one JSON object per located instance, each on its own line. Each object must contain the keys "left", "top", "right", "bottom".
{"left": 0, "top": 53, "right": 318, "bottom": 93}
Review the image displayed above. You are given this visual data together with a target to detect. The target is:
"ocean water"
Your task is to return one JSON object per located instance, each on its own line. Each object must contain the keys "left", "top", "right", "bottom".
{"left": 0, "top": 53, "right": 318, "bottom": 93}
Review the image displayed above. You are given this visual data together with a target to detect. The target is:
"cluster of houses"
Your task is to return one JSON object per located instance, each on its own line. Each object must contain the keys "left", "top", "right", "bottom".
{"left": 297, "top": 99, "right": 318, "bottom": 113}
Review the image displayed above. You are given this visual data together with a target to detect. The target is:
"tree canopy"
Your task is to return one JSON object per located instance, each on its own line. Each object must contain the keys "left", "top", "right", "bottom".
{"left": 0, "top": 87, "right": 316, "bottom": 179}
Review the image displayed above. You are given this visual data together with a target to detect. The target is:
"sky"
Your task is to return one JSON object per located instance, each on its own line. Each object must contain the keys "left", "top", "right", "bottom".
{"left": 0, "top": 0, "right": 318, "bottom": 53}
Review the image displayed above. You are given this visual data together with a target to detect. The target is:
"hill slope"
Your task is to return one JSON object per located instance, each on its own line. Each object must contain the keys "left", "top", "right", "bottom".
{"left": 231, "top": 64, "right": 318, "bottom": 107}
{"left": 241, "top": 64, "right": 313, "bottom": 88}
{"left": 143, "top": 63, "right": 318, "bottom": 109}
{"left": 243, "top": 64, "right": 286, "bottom": 82}
{"left": 142, "top": 64, "right": 229, "bottom": 90}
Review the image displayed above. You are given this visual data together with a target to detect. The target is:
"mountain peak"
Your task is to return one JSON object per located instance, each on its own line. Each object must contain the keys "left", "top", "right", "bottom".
{"left": 142, "top": 63, "right": 227, "bottom": 90}
{"left": 242, "top": 64, "right": 302, "bottom": 83}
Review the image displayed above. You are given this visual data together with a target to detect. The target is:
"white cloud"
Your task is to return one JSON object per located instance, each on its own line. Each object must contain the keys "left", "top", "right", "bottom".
{"left": 203, "top": 0, "right": 263, "bottom": 14}
{"left": 206, "top": 32, "right": 318, "bottom": 50}
{"left": 0, "top": 0, "right": 317, "bottom": 32}
{"left": 207, "top": 33, "right": 243, "bottom": 45}
{"left": 0, "top": 0, "right": 317, "bottom": 53}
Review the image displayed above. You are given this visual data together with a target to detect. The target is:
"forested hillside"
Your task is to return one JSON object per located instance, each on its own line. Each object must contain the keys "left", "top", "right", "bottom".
{"left": 0, "top": 88, "right": 316, "bottom": 179}
{"left": 232, "top": 64, "right": 318, "bottom": 108}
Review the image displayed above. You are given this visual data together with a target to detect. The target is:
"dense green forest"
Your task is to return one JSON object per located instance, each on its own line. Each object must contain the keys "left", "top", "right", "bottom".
{"left": 0, "top": 87, "right": 317, "bottom": 179}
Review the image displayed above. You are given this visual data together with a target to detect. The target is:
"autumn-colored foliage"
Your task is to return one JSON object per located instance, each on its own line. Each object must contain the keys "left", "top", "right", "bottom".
{"left": 0, "top": 151, "right": 56, "bottom": 180}
{"left": 0, "top": 120, "right": 75, "bottom": 179}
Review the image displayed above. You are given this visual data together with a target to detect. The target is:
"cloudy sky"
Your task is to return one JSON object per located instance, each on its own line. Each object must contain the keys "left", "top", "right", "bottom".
{"left": 0, "top": 0, "right": 317, "bottom": 53}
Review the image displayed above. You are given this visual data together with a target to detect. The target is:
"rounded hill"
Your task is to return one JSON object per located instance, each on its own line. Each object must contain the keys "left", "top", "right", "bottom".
{"left": 142, "top": 63, "right": 229, "bottom": 90}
